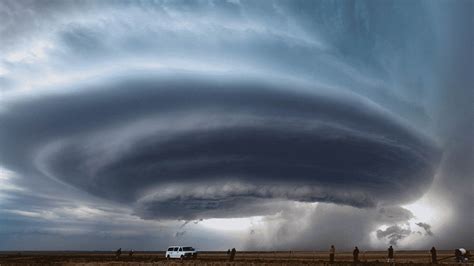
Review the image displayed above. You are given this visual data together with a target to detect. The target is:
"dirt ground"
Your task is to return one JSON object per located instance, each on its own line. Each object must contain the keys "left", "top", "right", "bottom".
{"left": 0, "top": 250, "right": 469, "bottom": 265}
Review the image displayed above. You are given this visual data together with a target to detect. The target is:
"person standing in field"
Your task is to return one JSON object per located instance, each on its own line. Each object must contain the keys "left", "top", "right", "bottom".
{"left": 387, "top": 245, "right": 394, "bottom": 262}
{"left": 454, "top": 249, "right": 463, "bottom": 263}
{"left": 353, "top": 246, "right": 359, "bottom": 263}
{"left": 329, "top": 245, "right": 335, "bottom": 263}
{"left": 230, "top": 248, "right": 236, "bottom": 261}
{"left": 430, "top": 247, "right": 437, "bottom": 264}
{"left": 115, "top": 248, "right": 122, "bottom": 259}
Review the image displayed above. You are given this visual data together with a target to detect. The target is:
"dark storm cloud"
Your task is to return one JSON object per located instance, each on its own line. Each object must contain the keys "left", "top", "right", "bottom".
{"left": 0, "top": 73, "right": 440, "bottom": 220}
{"left": 415, "top": 222, "right": 433, "bottom": 236}
{"left": 1, "top": 0, "right": 471, "bottom": 251}
{"left": 377, "top": 207, "right": 414, "bottom": 223}
{"left": 376, "top": 225, "right": 412, "bottom": 246}
{"left": 424, "top": 0, "right": 474, "bottom": 248}
{"left": 0, "top": 0, "right": 438, "bottom": 129}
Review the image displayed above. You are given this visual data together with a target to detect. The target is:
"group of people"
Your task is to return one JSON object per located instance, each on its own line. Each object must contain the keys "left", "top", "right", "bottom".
{"left": 329, "top": 245, "right": 367, "bottom": 264}
{"left": 331, "top": 245, "right": 394, "bottom": 264}
{"left": 226, "top": 248, "right": 237, "bottom": 261}
{"left": 110, "top": 245, "right": 465, "bottom": 263}
{"left": 328, "top": 245, "right": 365, "bottom": 264}
{"left": 329, "top": 245, "right": 440, "bottom": 264}
{"left": 115, "top": 248, "right": 134, "bottom": 258}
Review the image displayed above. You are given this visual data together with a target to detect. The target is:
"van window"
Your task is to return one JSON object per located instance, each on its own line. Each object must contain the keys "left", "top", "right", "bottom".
{"left": 183, "top": 247, "right": 194, "bottom": 251}
{"left": 173, "top": 247, "right": 178, "bottom": 251}
{"left": 167, "top": 247, "right": 173, "bottom": 251}
{"left": 179, "top": 247, "right": 183, "bottom": 251}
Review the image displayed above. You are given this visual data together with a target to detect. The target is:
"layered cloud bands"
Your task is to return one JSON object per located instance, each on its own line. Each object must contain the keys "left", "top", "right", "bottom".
{"left": 0, "top": 73, "right": 439, "bottom": 220}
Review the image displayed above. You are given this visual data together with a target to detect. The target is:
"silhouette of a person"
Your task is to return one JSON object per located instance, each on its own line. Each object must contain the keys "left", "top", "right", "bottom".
{"left": 129, "top": 249, "right": 134, "bottom": 257}
{"left": 353, "top": 246, "right": 359, "bottom": 263}
{"left": 387, "top": 246, "right": 394, "bottom": 262}
{"left": 430, "top": 247, "right": 437, "bottom": 264}
{"left": 455, "top": 249, "right": 463, "bottom": 262}
{"left": 230, "top": 248, "right": 236, "bottom": 261}
{"left": 116, "top": 248, "right": 122, "bottom": 259}
{"left": 329, "top": 245, "right": 335, "bottom": 263}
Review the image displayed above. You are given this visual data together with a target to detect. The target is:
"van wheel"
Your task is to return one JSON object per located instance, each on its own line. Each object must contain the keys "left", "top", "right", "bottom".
{"left": 180, "top": 255, "right": 184, "bottom": 260}
{"left": 166, "top": 255, "right": 170, "bottom": 260}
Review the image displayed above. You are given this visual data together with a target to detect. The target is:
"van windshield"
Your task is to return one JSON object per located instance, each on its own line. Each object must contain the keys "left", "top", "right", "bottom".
{"left": 183, "top": 247, "right": 194, "bottom": 251}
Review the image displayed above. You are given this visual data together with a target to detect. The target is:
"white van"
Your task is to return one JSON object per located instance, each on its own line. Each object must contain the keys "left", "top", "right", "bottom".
{"left": 165, "top": 246, "right": 197, "bottom": 259}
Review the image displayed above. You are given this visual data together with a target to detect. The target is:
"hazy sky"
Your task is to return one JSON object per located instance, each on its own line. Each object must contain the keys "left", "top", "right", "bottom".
{"left": 0, "top": 0, "right": 472, "bottom": 251}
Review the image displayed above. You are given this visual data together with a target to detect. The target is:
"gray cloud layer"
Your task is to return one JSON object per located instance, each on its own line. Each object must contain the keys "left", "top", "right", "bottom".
{"left": 0, "top": 73, "right": 439, "bottom": 220}
{"left": 0, "top": 0, "right": 472, "bottom": 250}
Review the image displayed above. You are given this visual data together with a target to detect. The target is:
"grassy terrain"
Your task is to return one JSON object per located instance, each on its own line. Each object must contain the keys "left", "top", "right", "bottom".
{"left": 0, "top": 250, "right": 465, "bottom": 265}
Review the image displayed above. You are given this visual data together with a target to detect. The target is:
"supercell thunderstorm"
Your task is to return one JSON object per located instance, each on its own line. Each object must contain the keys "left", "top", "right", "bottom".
{"left": 0, "top": 0, "right": 472, "bottom": 250}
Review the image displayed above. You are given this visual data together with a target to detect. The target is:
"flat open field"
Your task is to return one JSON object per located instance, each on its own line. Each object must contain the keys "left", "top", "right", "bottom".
{"left": 0, "top": 250, "right": 469, "bottom": 266}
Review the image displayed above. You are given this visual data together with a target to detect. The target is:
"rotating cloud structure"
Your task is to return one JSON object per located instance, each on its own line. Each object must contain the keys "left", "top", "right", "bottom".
{"left": 0, "top": 73, "right": 440, "bottom": 220}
